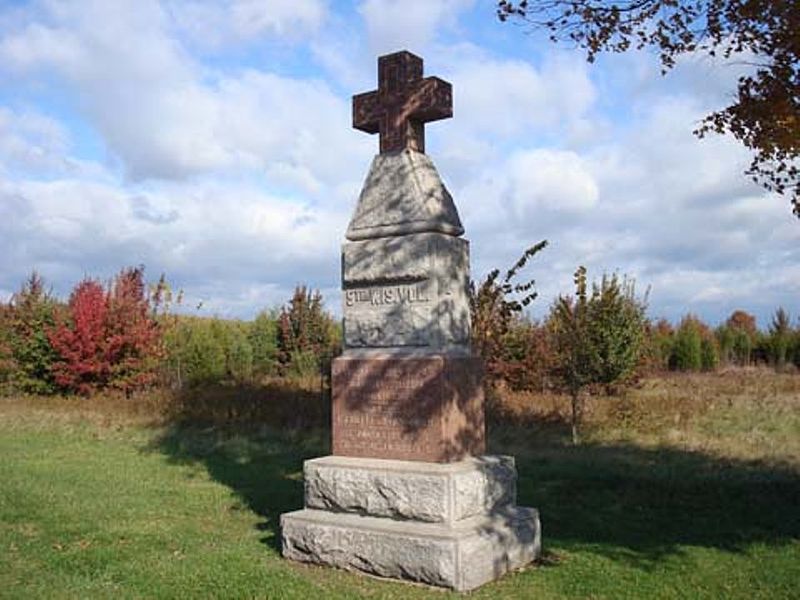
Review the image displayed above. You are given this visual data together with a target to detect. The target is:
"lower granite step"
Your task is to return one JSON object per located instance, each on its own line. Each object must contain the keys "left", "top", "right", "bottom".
{"left": 281, "top": 506, "right": 541, "bottom": 591}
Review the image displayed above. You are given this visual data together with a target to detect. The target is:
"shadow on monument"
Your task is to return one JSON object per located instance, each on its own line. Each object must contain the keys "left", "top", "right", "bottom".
{"left": 147, "top": 383, "right": 800, "bottom": 574}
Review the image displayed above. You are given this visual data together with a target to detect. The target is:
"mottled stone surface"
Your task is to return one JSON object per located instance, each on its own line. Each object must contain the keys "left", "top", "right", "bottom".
{"left": 304, "top": 455, "right": 516, "bottom": 524}
{"left": 342, "top": 233, "right": 470, "bottom": 350}
{"left": 281, "top": 506, "right": 541, "bottom": 592}
{"left": 331, "top": 353, "right": 484, "bottom": 462}
{"left": 346, "top": 150, "right": 464, "bottom": 241}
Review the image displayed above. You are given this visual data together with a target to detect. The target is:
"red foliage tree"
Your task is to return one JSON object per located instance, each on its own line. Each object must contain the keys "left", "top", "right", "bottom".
{"left": 48, "top": 279, "right": 109, "bottom": 395}
{"left": 48, "top": 267, "right": 162, "bottom": 396}
{"left": 105, "top": 267, "right": 163, "bottom": 394}
{"left": 726, "top": 310, "right": 758, "bottom": 339}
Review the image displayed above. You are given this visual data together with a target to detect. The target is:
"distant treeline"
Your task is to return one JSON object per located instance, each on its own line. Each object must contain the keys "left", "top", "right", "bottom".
{"left": 0, "top": 269, "right": 339, "bottom": 396}
{"left": 1, "top": 266, "right": 798, "bottom": 398}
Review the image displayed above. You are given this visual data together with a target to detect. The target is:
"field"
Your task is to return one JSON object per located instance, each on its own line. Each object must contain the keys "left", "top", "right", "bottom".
{"left": 1, "top": 371, "right": 799, "bottom": 598}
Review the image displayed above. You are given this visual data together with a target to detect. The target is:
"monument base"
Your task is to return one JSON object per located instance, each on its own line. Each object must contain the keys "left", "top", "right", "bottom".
{"left": 281, "top": 455, "right": 541, "bottom": 591}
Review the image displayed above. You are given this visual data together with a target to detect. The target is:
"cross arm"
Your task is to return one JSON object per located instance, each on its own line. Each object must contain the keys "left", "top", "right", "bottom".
{"left": 409, "top": 77, "right": 452, "bottom": 123}
{"left": 353, "top": 90, "right": 380, "bottom": 134}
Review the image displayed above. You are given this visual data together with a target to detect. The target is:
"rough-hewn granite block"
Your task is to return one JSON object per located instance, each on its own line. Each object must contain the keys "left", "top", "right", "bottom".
{"left": 304, "top": 455, "right": 516, "bottom": 524}
{"left": 281, "top": 506, "right": 540, "bottom": 592}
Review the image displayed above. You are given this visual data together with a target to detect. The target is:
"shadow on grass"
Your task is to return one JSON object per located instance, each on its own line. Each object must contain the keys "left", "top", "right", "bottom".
{"left": 148, "top": 380, "right": 329, "bottom": 553}
{"left": 489, "top": 415, "right": 800, "bottom": 569}
{"left": 148, "top": 383, "right": 800, "bottom": 568}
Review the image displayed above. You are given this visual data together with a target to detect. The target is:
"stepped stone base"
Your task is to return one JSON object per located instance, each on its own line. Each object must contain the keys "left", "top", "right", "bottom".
{"left": 281, "top": 455, "right": 540, "bottom": 591}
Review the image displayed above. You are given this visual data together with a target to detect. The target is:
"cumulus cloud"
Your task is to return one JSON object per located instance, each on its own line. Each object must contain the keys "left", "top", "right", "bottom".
{"left": 0, "top": 0, "right": 369, "bottom": 186}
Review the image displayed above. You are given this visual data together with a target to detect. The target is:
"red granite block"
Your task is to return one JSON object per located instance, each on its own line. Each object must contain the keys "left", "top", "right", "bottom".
{"left": 332, "top": 353, "right": 485, "bottom": 462}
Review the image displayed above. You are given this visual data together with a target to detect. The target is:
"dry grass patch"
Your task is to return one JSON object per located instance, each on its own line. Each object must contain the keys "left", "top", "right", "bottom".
{"left": 494, "top": 369, "right": 800, "bottom": 465}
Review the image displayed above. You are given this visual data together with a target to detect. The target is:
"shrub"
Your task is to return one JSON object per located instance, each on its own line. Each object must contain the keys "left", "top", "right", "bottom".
{"left": 725, "top": 310, "right": 758, "bottom": 366}
{"left": 700, "top": 337, "right": 719, "bottom": 371}
{"left": 767, "top": 307, "right": 792, "bottom": 368}
{"left": 0, "top": 304, "right": 15, "bottom": 394}
{"left": 167, "top": 318, "right": 227, "bottom": 387}
{"left": 226, "top": 325, "right": 254, "bottom": 383}
{"left": 641, "top": 318, "right": 674, "bottom": 373}
{"left": 496, "top": 317, "right": 554, "bottom": 392}
{"left": 470, "top": 240, "right": 548, "bottom": 384}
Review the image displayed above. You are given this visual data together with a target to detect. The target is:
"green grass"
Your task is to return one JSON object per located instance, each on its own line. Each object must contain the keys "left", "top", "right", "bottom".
{"left": 1, "top": 378, "right": 799, "bottom": 599}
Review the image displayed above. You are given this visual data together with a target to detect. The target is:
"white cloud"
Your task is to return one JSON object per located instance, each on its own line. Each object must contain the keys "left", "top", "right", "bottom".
{"left": 167, "top": 0, "right": 328, "bottom": 48}
{"left": 451, "top": 55, "right": 595, "bottom": 138}
{"left": 0, "top": 0, "right": 370, "bottom": 188}
{"left": 0, "top": 173, "right": 349, "bottom": 317}
{"left": 359, "top": 0, "right": 475, "bottom": 55}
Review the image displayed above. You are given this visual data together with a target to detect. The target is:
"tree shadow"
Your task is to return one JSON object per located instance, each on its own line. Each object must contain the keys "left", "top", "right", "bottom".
{"left": 147, "top": 384, "right": 800, "bottom": 571}
{"left": 147, "top": 381, "right": 329, "bottom": 553}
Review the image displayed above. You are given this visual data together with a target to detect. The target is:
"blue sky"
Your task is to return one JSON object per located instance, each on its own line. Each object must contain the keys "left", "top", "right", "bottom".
{"left": 1, "top": 0, "right": 797, "bottom": 327}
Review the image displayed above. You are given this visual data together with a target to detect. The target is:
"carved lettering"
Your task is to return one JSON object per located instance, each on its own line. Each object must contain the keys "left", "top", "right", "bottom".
{"left": 345, "top": 283, "right": 429, "bottom": 307}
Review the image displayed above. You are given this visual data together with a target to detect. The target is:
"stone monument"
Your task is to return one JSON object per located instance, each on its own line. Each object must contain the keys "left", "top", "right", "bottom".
{"left": 280, "top": 50, "right": 541, "bottom": 592}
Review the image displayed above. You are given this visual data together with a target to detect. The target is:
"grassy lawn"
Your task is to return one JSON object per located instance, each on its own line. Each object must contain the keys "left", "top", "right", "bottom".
{"left": 1, "top": 372, "right": 799, "bottom": 598}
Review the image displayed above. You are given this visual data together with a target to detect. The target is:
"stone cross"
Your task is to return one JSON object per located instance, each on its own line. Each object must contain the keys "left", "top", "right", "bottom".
{"left": 353, "top": 50, "right": 452, "bottom": 154}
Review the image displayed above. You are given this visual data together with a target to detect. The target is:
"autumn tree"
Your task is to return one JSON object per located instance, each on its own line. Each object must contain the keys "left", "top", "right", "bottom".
{"left": 48, "top": 267, "right": 162, "bottom": 395}
{"left": 48, "top": 279, "right": 109, "bottom": 395}
{"left": 105, "top": 267, "right": 163, "bottom": 394}
{"left": 497, "top": 1, "right": 800, "bottom": 216}
{"left": 724, "top": 309, "right": 757, "bottom": 365}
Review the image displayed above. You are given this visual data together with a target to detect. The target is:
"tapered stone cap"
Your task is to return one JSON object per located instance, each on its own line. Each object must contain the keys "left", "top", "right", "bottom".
{"left": 346, "top": 149, "right": 464, "bottom": 240}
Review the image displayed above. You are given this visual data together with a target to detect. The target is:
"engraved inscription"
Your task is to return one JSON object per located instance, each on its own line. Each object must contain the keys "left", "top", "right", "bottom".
{"left": 333, "top": 360, "right": 441, "bottom": 457}
{"left": 345, "top": 283, "right": 429, "bottom": 307}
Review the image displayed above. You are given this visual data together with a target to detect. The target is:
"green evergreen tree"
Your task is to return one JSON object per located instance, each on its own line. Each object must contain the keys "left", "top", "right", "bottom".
{"left": 671, "top": 317, "right": 703, "bottom": 372}
{"left": 767, "top": 307, "right": 792, "bottom": 368}
{"left": 249, "top": 309, "right": 279, "bottom": 377}
{"left": 6, "top": 273, "right": 59, "bottom": 394}
{"left": 700, "top": 337, "right": 719, "bottom": 372}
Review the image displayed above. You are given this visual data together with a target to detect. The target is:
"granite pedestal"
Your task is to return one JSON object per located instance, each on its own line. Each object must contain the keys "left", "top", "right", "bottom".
{"left": 281, "top": 456, "right": 541, "bottom": 591}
